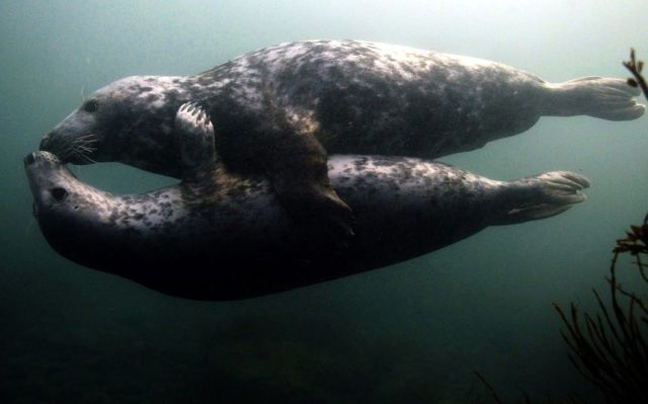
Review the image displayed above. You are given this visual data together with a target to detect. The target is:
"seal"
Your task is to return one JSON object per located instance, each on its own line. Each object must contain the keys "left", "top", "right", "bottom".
{"left": 39, "top": 40, "right": 632, "bottom": 246}
{"left": 27, "top": 104, "right": 591, "bottom": 300}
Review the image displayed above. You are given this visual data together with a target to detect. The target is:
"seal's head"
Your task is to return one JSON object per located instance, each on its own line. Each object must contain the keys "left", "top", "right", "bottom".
{"left": 26, "top": 151, "right": 77, "bottom": 219}
{"left": 24, "top": 151, "right": 105, "bottom": 229}
{"left": 25, "top": 151, "right": 128, "bottom": 271}
{"left": 39, "top": 76, "right": 186, "bottom": 177}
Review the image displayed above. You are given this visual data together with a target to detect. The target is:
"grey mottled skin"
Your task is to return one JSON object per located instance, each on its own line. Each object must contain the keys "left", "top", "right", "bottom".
{"left": 38, "top": 40, "right": 641, "bottom": 246}
{"left": 25, "top": 144, "right": 589, "bottom": 300}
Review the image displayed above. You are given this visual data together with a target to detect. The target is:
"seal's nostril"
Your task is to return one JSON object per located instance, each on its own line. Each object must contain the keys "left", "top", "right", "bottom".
{"left": 24, "top": 153, "right": 36, "bottom": 165}
{"left": 40, "top": 134, "right": 51, "bottom": 150}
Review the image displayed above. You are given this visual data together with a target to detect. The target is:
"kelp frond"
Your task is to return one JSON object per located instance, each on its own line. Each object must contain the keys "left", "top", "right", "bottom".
{"left": 553, "top": 216, "right": 648, "bottom": 403}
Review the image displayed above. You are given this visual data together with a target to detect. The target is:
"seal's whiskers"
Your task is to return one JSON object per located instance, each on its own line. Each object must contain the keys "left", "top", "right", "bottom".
{"left": 70, "top": 133, "right": 98, "bottom": 164}
{"left": 56, "top": 140, "right": 76, "bottom": 162}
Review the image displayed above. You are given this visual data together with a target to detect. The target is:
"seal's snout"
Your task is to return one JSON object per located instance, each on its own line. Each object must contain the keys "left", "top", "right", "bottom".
{"left": 24, "top": 151, "right": 61, "bottom": 167}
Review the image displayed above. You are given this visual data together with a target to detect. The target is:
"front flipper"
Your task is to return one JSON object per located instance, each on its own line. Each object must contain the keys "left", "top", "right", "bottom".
{"left": 265, "top": 129, "right": 356, "bottom": 253}
{"left": 176, "top": 102, "right": 217, "bottom": 182}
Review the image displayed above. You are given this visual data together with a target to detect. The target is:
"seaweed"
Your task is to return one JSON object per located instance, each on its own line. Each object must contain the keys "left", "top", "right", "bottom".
{"left": 553, "top": 215, "right": 648, "bottom": 403}
{"left": 477, "top": 49, "right": 648, "bottom": 404}
{"left": 624, "top": 48, "right": 648, "bottom": 98}
{"left": 551, "top": 49, "right": 648, "bottom": 404}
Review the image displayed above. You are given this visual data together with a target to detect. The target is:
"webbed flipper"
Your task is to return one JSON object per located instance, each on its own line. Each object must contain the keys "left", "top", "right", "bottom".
{"left": 262, "top": 121, "right": 356, "bottom": 254}
{"left": 495, "top": 171, "right": 591, "bottom": 225}
{"left": 176, "top": 102, "right": 217, "bottom": 182}
{"left": 547, "top": 77, "right": 645, "bottom": 120}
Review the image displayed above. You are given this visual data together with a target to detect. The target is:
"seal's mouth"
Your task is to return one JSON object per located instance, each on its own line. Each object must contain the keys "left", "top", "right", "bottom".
{"left": 24, "top": 152, "right": 37, "bottom": 166}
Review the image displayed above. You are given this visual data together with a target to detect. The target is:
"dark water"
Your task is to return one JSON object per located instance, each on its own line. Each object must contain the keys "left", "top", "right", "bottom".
{"left": 2, "top": 1, "right": 648, "bottom": 403}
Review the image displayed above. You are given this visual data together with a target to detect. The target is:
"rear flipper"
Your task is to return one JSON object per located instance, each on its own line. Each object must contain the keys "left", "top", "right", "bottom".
{"left": 546, "top": 77, "right": 645, "bottom": 121}
{"left": 495, "top": 171, "right": 590, "bottom": 225}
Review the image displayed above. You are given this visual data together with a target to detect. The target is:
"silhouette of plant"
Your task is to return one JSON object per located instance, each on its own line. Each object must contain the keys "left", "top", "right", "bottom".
{"left": 553, "top": 216, "right": 648, "bottom": 402}
{"left": 551, "top": 49, "right": 648, "bottom": 404}
{"left": 624, "top": 48, "right": 648, "bottom": 98}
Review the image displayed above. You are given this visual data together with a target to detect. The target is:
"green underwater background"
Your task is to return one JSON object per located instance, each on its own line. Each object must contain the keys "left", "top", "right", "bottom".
{"left": 2, "top": 0, "right": 648, "bottom": 402}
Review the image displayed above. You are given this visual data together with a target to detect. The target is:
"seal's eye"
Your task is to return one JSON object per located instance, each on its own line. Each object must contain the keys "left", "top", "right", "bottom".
{"left": 83, "top": 100, "right": 99, "bottom": 113}
{"left": 50, "top": 187, "right": 68, "bottom": 202}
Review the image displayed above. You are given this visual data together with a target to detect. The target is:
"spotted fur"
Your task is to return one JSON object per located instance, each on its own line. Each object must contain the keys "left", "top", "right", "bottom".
{"left": 25, "top": 151, "right": 589, "bottom": 300}
{"left": 41, "top": 40, "right": 644, "bottom": 178}
{"left": 37, "top": 40, "right": 639, "bottom": 262}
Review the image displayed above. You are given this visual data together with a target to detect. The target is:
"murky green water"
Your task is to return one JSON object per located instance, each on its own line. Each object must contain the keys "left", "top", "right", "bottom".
{"left": 2, "top": 1, "right": 647, "bottom": 402}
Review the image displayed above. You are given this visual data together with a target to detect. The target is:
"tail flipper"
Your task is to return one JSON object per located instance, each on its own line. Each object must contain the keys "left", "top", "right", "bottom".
{"left": 547, "top": 77, "right": 645, "bottom": 121}
{"left": 496, "top": 171, "right": 590, "bottom": 225}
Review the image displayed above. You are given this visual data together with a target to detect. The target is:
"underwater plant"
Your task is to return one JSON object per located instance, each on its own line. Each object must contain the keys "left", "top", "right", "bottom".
{"left": 553, "top": 215, "right": 648, "bottom": 403}
{"left": 624, "top": 48, "right": 647, "bottom": 97}
{"left": 552, "top": 49, "right": 648, "bottom": 404}
{"left": 475, "top": 49, "right": 648, "bottom": 404}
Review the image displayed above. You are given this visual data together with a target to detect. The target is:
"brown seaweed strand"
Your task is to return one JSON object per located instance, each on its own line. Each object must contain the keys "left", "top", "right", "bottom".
{"left": 553, "top": 214, "right": 648, "bottom": 402}
{"left": 623, "top": 48, "right": 648, "bottom": 100}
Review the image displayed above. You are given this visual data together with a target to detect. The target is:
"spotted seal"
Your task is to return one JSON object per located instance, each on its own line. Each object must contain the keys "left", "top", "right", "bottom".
{"left": 38, "top": 40, "right": 628, "bottom": 247}
{"left": 27, "top": 104, "right": 590, "bottom": 300}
